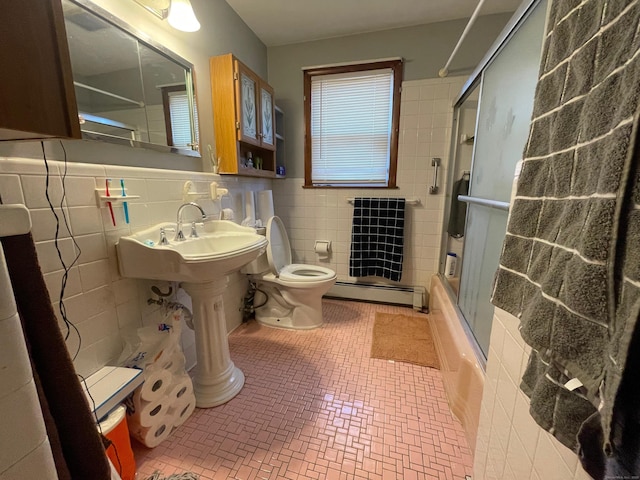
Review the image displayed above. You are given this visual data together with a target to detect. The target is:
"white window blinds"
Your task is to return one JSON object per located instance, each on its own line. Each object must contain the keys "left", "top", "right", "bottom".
{"left": 310, "top": 68, "right": 394, "bottom": 186}
{"left": 169, "top": 91, "right": 199, "bottom": 147}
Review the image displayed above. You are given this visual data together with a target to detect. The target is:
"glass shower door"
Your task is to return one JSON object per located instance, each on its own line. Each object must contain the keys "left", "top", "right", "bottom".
{"left": 457, "top": 0, "right": 547, "bottom": 355}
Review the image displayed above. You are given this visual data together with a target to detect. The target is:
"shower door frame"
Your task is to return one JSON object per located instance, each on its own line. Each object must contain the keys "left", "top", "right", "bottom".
{"left": 438, "top": 79, "right": 486, "bottom": 368}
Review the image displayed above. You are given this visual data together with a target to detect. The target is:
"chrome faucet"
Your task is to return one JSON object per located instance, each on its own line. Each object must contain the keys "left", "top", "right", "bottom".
{"left": 175, "top": 202, "right": 206, "bottom": 241}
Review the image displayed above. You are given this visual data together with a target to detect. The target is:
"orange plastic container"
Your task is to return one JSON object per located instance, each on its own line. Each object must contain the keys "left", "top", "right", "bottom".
{"left": 99, "top": 404, "right": 136, "bottom": 480}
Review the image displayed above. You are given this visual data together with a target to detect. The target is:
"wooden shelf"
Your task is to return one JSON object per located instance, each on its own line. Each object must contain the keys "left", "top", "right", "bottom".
{"left": 233, "top": 166, "right": 276, "bottom": 178}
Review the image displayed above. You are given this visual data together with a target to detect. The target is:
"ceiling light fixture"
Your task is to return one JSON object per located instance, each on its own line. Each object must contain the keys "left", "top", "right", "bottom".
{"left": 134, "top": 0, "right": 201, "bottom": 33}
{"left": 167, "top": 0, "right": 201, "bottom": 32}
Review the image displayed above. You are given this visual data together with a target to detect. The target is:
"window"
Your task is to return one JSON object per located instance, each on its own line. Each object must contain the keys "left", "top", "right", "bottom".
{"left": 304, "top": 59, "right": 402, "bottom": 188}
{"left": 161, "top": 86, "right": 200, "bottom": 149}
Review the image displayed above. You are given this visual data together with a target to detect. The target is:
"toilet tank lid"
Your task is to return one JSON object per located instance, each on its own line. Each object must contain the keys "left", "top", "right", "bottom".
{"left": 266, "top": 216, "right": 292, "bottom": 275}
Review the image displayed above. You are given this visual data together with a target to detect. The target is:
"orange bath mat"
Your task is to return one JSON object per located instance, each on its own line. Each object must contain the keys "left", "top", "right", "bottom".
{"left": 371, "top": 313, "right": 440, "bottom": 369}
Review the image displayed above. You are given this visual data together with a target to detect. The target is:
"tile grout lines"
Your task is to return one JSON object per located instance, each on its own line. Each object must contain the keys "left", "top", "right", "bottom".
{"left": 134, "top": 299, "right": 473, "bottom": 480}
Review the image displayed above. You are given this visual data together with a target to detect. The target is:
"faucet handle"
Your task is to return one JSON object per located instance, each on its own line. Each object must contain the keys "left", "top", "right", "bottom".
{"left": 159, "top": 226, "right": 175, "bottom": 245}
{"left": 189, "top": 221, "right": 202, "bottom": 238}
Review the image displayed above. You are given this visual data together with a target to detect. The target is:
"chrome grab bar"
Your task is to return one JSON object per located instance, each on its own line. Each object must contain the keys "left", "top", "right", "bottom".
{"left": 429, "top": 157, "right": 441, "bottom": 194}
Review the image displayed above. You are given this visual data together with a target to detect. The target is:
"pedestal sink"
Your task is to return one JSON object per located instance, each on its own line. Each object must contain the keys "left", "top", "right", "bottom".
{"left": 116, "top": 221, "right": 267, "bottom": 408}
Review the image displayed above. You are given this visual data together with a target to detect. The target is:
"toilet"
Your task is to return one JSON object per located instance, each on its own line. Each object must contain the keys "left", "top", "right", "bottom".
{"left": 242, "top": 216, "right": 336, "bottom": 329}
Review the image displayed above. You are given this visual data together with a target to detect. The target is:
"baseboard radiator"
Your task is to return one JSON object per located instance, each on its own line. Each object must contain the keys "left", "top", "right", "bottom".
{"left": 326, "top": 281, "right": 427, "bottom": 311}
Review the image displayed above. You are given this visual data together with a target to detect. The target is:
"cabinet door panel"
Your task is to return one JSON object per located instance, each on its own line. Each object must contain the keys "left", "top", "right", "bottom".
{"left": 236, "top": 64, "right": 260, "bottom": 146}
{"left": 0, "top": 0, "right": 80, "bottom": 140}
{"left": 260, "top": 85, "right": 275, "bottom": 149}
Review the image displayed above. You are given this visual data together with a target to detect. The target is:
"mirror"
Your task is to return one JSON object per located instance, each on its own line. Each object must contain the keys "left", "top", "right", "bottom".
{"left": 61, "top": 0, "right": 200, "bottom": 156}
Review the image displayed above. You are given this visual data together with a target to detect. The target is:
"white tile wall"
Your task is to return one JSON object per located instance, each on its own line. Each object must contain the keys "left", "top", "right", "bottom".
{"left": 473, "top": 307, "right": 592, "bottom": 480}
{"left": 0, "top": 157, "right": 270, "bottom": 378}
{"left": 272, "top": 76, "right": 466, "bottom": 291}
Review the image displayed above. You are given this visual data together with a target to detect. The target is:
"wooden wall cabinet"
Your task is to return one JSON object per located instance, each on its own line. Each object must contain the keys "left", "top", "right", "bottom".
{"left": 0, "top": 0, "right": 81, "bottom": 141}
{"left": 210, "top": 54, "right": 276, "bottom": 178}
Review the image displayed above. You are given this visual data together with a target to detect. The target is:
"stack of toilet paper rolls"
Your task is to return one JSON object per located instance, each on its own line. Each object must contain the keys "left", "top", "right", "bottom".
{"left": 127, "top": 347, "right": 196, "bottom": 448}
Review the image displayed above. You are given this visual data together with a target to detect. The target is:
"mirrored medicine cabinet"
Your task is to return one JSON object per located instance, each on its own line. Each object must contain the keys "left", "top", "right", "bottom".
{"left": 61, "top": 0, "right": 200, "bottom": 157}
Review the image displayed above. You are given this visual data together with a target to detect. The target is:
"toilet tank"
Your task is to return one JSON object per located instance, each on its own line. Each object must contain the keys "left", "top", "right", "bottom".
{"left": 241, "top": 227, "right": 270, "bottom": 274}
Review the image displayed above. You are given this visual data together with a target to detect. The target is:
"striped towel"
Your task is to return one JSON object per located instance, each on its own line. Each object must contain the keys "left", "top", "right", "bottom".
{"left": 349, "top": 198, "right": 406, "bottom": 281}
{"left": 491, "top": 0, "right": 640, "bottom": 476}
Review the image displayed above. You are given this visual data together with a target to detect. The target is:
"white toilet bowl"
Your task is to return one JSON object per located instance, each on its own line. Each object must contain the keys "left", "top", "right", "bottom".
{"left": 242, "top": 216, "right": 336, "bottom": 329}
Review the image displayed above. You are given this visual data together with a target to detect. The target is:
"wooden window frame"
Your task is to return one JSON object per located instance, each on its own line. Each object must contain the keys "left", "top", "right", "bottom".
{"left": 303, "top": 59, "right": 403, "bottom": 189}
{"left": 161, "top": 84, "right": 187, "bottom": 147}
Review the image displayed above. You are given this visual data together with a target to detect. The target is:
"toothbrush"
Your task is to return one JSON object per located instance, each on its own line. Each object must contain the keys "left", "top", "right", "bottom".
{"left": 105, "top": 178, "right": 116, "bottom": 227}
{"left": 120, "top": 179, "right": 130, "bottom": 224}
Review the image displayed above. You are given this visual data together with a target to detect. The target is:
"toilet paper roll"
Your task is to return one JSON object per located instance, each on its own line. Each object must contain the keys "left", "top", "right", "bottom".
{"left": 170, "top": 393, "right": 196, "bottom": 427}
{"left": 139, "top": 368, "right": 172, "bottom": 402}
{"left": 256, "top": 190, "right": 274, "bottom": 222}
{"left": 314, "top": 240, "right": 331, "bottom": 258}
{"left": 128, "top": 390, "right": 169, "bottom": 428}
{"left": 129, "top": 417, "right": 173, "bottom": 448}
{"left": 166, "top": 374, "right": 194, "bottom": 404}
{"left": 153, "top": 341, "right": 179, "bottom": 366}
{"left": 244, "top": 191, "right": 256, "bottom": 224}
{"left": 221, "top": 208, "right": 234, "bottom": 220}
{"left": 161, "top": 350, "right": 186, "bottom": 375}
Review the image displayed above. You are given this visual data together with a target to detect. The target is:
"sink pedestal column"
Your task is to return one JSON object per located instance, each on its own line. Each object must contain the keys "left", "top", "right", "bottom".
{"left": 182, "top": 278, "right": 244, "bottom": 408}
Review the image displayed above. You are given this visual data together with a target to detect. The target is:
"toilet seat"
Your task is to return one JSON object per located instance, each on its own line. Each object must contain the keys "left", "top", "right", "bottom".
{"left": 266, "top": 216, "right": 336, "bottom": 283}
{"left": 279, "top": 264, "right": 336, "bottom": 283}
{"left": 266, "top": 216, "right": 292, "bottom": 275}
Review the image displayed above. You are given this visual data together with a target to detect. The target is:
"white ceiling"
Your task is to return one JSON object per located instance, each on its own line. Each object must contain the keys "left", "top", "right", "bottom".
{"left": 224, "top": 0, "right": 522, "bottom": 47}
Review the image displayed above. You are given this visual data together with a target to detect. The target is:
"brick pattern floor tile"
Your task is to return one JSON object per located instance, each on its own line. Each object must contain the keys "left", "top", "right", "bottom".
{"left": 133, "top": 299, "right": 473, "bottom": 479}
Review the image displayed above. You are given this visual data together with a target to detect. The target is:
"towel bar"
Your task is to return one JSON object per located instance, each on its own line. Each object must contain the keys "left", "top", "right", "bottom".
{"left": 347, "top": 198, "right": 421, "bottom": 205}
{"left": 457, "top": 195, "right": 510, "bottom": 211}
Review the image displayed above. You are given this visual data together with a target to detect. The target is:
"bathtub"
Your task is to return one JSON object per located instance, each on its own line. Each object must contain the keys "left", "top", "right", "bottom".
{"left": 428, "top": 274, "right": 485, "bottom": 453}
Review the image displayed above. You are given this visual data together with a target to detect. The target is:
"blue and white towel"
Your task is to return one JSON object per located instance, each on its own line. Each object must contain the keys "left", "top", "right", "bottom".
{"left": 349, "top": 198, "right": 406, "bottom": 281}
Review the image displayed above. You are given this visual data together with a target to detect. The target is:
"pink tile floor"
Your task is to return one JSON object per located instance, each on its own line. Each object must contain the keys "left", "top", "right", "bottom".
{"left": 133, "top": 299, "right": 473, "bottom": 479}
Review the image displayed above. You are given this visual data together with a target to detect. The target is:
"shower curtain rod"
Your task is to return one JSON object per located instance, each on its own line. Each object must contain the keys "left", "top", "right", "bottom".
{"left": 439, "top": 0, "right": 486, "bottom": 78}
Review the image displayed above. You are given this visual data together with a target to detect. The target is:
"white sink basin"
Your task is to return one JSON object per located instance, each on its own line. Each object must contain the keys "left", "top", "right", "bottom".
{"left": 116, "top": 220, "right": 267, "bottom": 283}
{"left": 117, "top": 219, "right": 268, "bottom": 408}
